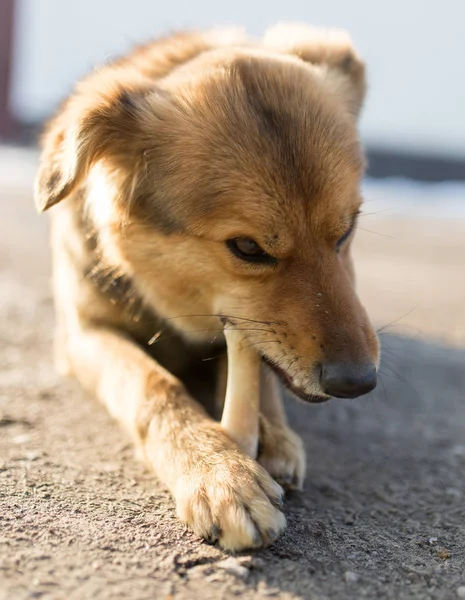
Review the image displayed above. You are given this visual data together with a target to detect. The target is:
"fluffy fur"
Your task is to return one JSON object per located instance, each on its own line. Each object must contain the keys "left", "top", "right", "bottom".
{"left": 35, "top": 23, "right": 379, "bottom": 551}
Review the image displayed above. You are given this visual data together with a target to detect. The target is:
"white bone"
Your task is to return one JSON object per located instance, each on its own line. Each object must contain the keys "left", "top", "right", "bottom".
{"left": 220, "top": 328, "right": 261, "bottom": 458}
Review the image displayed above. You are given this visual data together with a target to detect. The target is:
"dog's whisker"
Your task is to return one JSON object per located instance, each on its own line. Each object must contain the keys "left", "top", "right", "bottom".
{"left": 377, "top": 305, "right": 420, "bottom": 334}
{"left": 379, "top": 365, "right": 403, "bottom": 384}
{"left": 266, "top": 351, "right": 286, "bottom": 371}
{"left": 358, "top": 207, "right": 395, "bottom": 218}
{"left": 379, "top": 325, "right": 423, "bottom": 339}
{"left": 269, "top": 351, "right": 299, "bottom": 381}
{"left": 362, "top": 193, "right": 395, "bottom": 204}
{"left": 234, "top": 340, "right": 284, "bottom": 351}
{"left": 163, "top": 313, "right": 282, "bottom": 326}
{"left": 354, "top": 226, "right": 397, "bottom": 240}
{"left": 379, "top": 361, "right": 412, "bottom": 392}
{"left": 202, "top": 354, "right": 227, "bottom": 362}
{"left": 380, "top": 352, "right": 418, "bottom": 394}
{"left": 283, "top": 357, "right": 299, "bottom": 380}
{"left": 380, "top": 345, "right": 404, "bottom": 358}
{"left": 147, "top": 326, "right": 278, "bottom": 345}
{"left": 378, "top": 372, "right": 389, "bottom": 404}
{"left": 202, "top": 339, "right": 285, "bottom": 363}
{"left": 378, "top": 331, "right": 406, "bottom": 339}
{"left": 223, "top": 326, "right": 278, "bottom": 335}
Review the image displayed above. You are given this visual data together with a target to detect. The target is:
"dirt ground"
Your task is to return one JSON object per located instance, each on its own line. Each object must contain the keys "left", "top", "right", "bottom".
{"left": 1, "top": 147, "right": 465, "bottom": 599}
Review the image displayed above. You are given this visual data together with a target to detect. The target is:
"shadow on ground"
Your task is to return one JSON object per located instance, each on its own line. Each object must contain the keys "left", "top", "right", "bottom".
{"left": 1, "top": 276, "right": 465, "bottom": 600}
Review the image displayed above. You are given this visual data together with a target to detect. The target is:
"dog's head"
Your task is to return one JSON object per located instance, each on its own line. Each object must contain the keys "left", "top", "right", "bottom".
{"left": 35, "top": 25, "right": 379, "bottom": 403}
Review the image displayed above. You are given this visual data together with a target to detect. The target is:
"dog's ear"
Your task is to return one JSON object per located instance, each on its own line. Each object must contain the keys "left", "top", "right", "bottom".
{"left": 34, "top": 72, "right": 156, "bottom": 212}
{"left": 263, "top": 23, "right": 366, "bottom": 119}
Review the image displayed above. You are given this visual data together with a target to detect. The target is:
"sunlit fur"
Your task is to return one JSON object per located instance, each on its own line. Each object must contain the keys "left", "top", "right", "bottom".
{"left": 35, "top": 24, "right": 379, "bottom": 551}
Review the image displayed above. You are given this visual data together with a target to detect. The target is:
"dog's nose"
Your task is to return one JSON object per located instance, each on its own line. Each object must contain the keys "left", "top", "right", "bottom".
{"left": 320, "top": 362, "right": 377, "bottom": 399}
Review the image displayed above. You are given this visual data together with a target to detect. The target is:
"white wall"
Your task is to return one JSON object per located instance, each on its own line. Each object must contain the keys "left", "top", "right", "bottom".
{"left": 10, "top": 0, "right": 465, "bottom": 157}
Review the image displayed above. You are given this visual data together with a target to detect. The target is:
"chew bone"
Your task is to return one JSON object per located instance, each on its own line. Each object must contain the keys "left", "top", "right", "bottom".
{"left": 220, "top": 328, "right": 261, "bottom": 458}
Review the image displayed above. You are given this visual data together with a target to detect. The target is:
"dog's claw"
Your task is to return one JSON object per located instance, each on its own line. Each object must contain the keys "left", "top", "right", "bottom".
{"left": 209, "top": 524, "right": 220, "bottom": 543}
{"left": 270, "top": 493, "right": 284, "bottom": 510}
{"left": 264, "top": 528, "right": 279, "bottom": 546}
{"left": 252, "top": 528, "right": 262, "bottom": 547}
{"left": 291, "top": 473, "right": 302, "bottom": 489}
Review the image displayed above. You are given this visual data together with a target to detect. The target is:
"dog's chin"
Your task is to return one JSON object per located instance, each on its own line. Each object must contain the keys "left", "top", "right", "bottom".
{"left": 261, "top": 355, "right": 330, "bottom": 404}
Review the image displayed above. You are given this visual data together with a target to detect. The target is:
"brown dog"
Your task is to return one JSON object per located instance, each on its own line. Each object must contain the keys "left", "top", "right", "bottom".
{"left": 34, "top": 23, "right": 379, "bottom": 551}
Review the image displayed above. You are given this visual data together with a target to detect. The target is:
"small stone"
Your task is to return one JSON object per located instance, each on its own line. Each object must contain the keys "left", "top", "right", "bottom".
{"left": 257, "top": 581, "right": 280, "bottom": 596}
{"left": 446, "top": 486, "right": 461, "bottom": 498}
{"left": 13, "top": 434, "right": 31, "bottom": 444}
{"left": 437, "top": 547, "right": 450, "bottom": 560}
{"left": 216, "top": 557, "right": 250, "bottom": 580}
{"left": 234, "top": 555, "right": 265, "bottom": 570}
{"left": 250, "top": 557, "right": 266, "bottom": 570}
{"left": 344, "top": 571, "right": 359, "bottom": 584}
{"left": 262, "top": 588, "right": 280, "bottom": 597}
{"left": 451, "top": 445, "right": 465, "bottom": 457}
{"left": 456, "top": 586, "right": 465, "bottom": 598}
{"left": 26, "top": 451, "right": 41, "bottom": 461}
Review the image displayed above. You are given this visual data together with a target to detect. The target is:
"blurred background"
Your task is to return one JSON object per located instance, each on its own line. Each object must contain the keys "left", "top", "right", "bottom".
{"left": 1, "top": 0, "right": 465, "bottom": 180}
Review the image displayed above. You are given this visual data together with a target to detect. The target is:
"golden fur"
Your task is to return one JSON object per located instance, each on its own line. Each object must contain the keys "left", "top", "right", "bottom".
{"left": 35, "top": 23, "right": 379, "bottom": 551}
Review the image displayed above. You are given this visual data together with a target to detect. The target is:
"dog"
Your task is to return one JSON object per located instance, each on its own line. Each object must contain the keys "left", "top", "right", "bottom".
{"left": 34, "top": 23, "right": 379, "bottom": 551}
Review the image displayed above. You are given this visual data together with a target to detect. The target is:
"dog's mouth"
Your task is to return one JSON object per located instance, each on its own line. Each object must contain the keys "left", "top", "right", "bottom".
{"left": 260, "top": 354, "right": 330, "bottom": 404}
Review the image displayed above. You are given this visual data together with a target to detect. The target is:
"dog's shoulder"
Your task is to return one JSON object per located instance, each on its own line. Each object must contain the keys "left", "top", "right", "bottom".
{"left": 49, "top": 190, "right": 153, "bottom": 335}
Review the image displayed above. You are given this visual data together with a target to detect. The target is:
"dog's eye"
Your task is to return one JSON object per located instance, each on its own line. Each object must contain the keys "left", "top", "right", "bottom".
{"left": 226, "top": 238, "right": 275, "bottom": 264}
{"left": 336, "top": 219, "right": 357, "bottom": 251}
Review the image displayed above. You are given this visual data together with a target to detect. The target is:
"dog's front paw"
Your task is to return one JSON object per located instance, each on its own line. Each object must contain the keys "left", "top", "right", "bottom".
{"left": 258, "top": 415, "right": 306, "bottom": 490}
{"left": 174, "top": 433, "right": 286, "bottom": 551}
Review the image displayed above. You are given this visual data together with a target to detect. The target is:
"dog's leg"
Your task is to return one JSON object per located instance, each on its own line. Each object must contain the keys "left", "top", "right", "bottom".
{"left": 216, "top": 357, "right": 307, "bottom": 490}
{"left": 66, "top": 325, "right": 286, "bottom": 551}
{"left": 258, "top": 365, "right": 306, "bottom": 490}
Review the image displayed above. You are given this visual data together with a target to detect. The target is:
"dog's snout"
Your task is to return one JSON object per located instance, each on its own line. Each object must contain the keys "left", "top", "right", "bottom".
{"left": 320, "top": 362, "right": 377, "bottom": 399}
